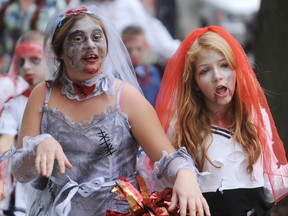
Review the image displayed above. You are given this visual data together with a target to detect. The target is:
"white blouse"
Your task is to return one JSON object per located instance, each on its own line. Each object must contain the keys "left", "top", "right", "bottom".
{"left": 198, "top": 125, "right": 264, "bottom": 193}
{"left": 0, "top": 95, "right": 27, "bottom": 137}
{"left": 166, "top": 107, "right": 288, "bottom": 202}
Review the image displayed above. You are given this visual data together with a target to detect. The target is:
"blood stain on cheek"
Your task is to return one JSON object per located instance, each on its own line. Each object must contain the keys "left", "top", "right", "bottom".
{"left": 67, "top": 56, "right": 75, "bottom": 65}
{"left": 68, "top": 48, "right": 79, "bottom": 66}
{"left": 228, "top": 89, "right": 233, "bottom": 97}
{"left": 213, "top": 94, "right": 218, "bottom": 102}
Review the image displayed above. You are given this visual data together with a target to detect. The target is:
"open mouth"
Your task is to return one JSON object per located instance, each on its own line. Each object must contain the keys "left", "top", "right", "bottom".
{"left": 215, "top": 85, "right": 228, "bottom": 96}
{"left": 82, "top": 54, "right": 98, "bottom": 61}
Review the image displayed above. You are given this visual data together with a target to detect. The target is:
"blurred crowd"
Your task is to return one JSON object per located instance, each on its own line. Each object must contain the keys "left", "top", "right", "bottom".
{"left": 0, "top": 0, "right": 288, "bottom": 216}
{"left": 0, "top": 0, "right": 180, "bottom": 75}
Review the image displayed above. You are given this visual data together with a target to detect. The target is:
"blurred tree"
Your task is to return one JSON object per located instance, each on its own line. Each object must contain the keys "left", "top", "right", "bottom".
{"left": 254, "top": 0, "right": 288, "bottom": 156}
{"left": 155, "top": 0, "right": 177, "bottom": 38}
{"left": 254, "top": 0, "right": 288, "bottom": 212}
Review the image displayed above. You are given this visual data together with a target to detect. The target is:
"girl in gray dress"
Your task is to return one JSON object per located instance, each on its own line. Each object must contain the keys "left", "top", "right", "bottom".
{"left": 8, "top": 5, "right": 210, "bottom": 216}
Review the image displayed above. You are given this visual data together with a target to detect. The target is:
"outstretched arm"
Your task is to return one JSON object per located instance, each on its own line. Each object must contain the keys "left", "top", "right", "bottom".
{"left": 122, "top": 83, "right": 210, "bottom": 216}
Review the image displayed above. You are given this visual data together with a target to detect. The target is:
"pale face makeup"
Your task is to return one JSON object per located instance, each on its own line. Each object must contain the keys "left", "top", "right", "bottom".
{"left": 16, "top": 43, "right": 47, "bottom": 89}
{"left": 62, "top": 16, "right": 107, "bottom": 81}
{"left": 194, "top": 47, "right": 236, "bottom": 116}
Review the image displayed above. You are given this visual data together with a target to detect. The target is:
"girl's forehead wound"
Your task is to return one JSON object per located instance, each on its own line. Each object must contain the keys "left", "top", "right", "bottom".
{"left": 15, "top": 43, "right": 44, "bottom": 57}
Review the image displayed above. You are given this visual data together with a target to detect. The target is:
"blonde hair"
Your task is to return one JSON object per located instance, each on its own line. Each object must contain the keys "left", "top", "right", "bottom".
{"left": 16, "top": 30, "right": 44, "bottom": 46}
{"left": 173, "top": 31, "right": 261, "bottom": 172}
{"left": 121, "top": 25, "right": 145, "bottom": 41}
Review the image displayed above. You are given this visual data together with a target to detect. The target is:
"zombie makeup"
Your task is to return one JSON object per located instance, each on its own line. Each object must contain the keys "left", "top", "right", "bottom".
{"left": 194, "top": 48, "right": 236, "bottom": 114}
{"left": 15, "top": 42, "right": 46, "bottom": 87}
{"left": 62, "top": 16, "right": 107, "bottom": 80}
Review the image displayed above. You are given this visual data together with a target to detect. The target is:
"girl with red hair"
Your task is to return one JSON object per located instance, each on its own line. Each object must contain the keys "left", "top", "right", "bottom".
{"left": 155, "top": 26, "right": 288, "bottom": 215}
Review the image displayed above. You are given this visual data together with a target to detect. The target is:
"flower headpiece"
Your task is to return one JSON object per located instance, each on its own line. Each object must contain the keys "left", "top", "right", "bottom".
{"left": 57, "top": 6, "right": 90, "bottom": 28}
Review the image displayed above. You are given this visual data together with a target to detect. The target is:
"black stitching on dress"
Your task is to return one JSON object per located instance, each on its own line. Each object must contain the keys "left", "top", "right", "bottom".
{"left": 98, "top": 129, "right": 116, "bottom": 156}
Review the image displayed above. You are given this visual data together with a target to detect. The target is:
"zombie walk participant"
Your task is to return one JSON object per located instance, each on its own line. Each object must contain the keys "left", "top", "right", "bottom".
{"left": 154, "top": 26, "right": 288, "bottom": 215}
{"left": 0, "top": 30, "right": 47, "bottom": 215}
{"left": 4, "top": 5, "right": 210, "bottom": 216}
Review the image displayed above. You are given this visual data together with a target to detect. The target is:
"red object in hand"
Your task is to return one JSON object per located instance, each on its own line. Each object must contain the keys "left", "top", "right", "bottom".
{"left": 106, "top": 176, "right": 181, "bottom": 216}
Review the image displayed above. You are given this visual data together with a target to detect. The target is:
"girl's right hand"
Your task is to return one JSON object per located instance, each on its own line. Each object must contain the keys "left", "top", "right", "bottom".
{"left": 0, "top": 180, "right": 7, "bottom": 201}
{"left": 169, "top": 168, "right": 210, "bottom": 216}
{"left": 35, "top": 136, "right": 72, "bottom": 177}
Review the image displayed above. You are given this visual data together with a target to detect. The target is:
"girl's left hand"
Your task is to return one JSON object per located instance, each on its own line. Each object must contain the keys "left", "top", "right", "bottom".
{"left": 0, "top": 161, "right": 9, "bottom": 200}
{"left": 35, "top": 136, "right": 72, "bottom": 177}
{"left": 169, "top": 168, "right": 210, "bottom": 216}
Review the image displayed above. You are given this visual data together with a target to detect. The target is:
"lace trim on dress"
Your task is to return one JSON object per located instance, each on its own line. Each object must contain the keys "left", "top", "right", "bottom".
{"left": 61, "top": 72, "right": 115, "bottom": 101}
{"left": 40, "top": 105, "right": 129, "bottom": 129}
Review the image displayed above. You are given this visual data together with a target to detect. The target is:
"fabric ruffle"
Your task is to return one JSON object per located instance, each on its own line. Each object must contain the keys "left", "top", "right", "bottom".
{"left": 61, "top": 72, "right": 115, "bottom": 101}
{"left": 153, "top": 147, "right": 199, "bottom": 182}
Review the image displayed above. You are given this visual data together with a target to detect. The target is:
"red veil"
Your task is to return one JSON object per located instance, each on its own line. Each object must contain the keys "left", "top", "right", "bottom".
{"left": 155, "top": 26, "right": 288, "bottom": 203}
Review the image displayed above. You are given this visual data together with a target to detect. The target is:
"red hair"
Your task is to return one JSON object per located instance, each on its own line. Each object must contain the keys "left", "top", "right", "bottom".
{"left": 156, "top": 26, "right": 288, "bottom": 203}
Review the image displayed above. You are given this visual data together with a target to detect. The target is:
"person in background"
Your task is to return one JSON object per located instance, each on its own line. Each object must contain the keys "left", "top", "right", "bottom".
{"left": 0, "top": 0, "right": 71, "bottom": 74}
{"left": 155, "top": 26, "right": 288, "bottom": 215}
{"left": 122, "top": 25, "right": 161, "bottom": 107}
{"left": 0, "top": 72, "right": 28, "bottom": 113}
{"left": 0, "top": 30, "right": 47, "bottom": 216}
{"left": 5, "top": 5, "right": 210, "bottom": 216}
{"left": 0, "top": 0, "right": 71, "bottom": 112}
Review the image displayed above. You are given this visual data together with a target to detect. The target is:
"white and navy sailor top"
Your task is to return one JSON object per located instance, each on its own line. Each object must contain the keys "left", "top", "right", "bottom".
{"left": 166, "top": 116, "right": 264, "bottom": 194}
{"left": 198, "top": 125, "right": 264, "bottom": 193}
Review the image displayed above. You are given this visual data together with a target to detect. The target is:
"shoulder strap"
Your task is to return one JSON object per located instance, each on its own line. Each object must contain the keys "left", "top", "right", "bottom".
{"left": 115, "top": 82, "right": 125, "bottom": 111}
{"left": 44, "top": 81, "right": 52, "bottom": 108}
